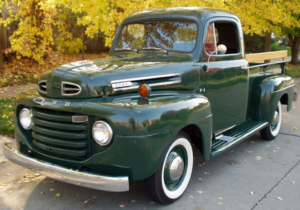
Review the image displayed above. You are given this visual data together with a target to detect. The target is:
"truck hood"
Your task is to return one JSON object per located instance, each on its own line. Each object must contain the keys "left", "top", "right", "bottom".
{"left": 38, "top": 52, "right": 200, "bottom": 98}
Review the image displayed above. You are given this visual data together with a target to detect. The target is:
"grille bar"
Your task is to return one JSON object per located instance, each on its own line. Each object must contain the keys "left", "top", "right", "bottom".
{"left": 30, "top": 108, "right": 90, "bottom": 160}
{"left": 62, "top": 82, "right": 81, "bottom": 96}
{"left": 33, "top": 140, "right": 88, "bottom": 156}
{"left": 32, "top": 118, "right": 87, "bottom": 131}
{"left": 33, "top": 132, "right": 87, "bottom": 148}
{"left": 38, "top": 80, "right": 47, "bottom": 94}
{"left": 32, "top": 125, "right": 87, "bottom": 139}
{"left": 33, "top": 109, "right": 73, "bottom": 122}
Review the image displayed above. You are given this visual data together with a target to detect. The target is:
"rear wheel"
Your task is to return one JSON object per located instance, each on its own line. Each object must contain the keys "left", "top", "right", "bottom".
{"left": 260, "top": 101, "right": 282, "bottom": 140}
{"left": 145, "top": 132, "right": 193, "bottom": 204}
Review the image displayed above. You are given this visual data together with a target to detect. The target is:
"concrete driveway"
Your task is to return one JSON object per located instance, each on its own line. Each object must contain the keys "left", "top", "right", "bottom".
{"left": 0, "top": 80, "right": 300, "bottom": 210}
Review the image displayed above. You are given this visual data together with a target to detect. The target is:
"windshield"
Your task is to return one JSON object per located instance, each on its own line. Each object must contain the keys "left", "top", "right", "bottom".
{"left": 115, "top": 20, "right": 198, "bottom": 52}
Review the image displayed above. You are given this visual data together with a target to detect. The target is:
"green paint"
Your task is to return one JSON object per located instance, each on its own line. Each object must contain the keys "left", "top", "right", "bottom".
{"left": 12, "top": 8, "right": 295, "bottom": 182}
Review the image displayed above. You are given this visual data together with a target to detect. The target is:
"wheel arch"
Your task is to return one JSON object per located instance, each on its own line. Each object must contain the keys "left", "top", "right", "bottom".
{"left": 249, "top": 74, "right": 294, "bottom": 123}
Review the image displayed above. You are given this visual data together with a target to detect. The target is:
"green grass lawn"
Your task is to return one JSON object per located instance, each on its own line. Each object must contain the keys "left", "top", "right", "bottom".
{"left": 271, "top": 43, "right": 300, "bottom": 56}
{"left": 286, "top": 64, "right": 300, "bottom": 79}
{"left": 0, "top": 98, "right": 15, "bottom": 137}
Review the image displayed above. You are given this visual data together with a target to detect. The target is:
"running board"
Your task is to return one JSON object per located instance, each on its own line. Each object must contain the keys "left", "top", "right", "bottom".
{"left": 211, "top": 121, "right": 269, "bottom": 158}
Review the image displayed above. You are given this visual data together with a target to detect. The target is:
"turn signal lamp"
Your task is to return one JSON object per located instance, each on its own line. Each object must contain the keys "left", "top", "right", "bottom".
{"left": 138, "top": 84, "right": 151, "bottom": 98}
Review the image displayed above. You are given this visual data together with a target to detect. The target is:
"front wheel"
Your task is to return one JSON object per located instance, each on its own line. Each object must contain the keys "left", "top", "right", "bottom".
{"left": 145, "top": 132, "right": 193, "bottom": 204}
{"left": 260, "top": 101, "right": 282, "bottom": 140}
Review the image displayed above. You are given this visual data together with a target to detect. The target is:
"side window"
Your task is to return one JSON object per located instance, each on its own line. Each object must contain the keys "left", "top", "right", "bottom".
{"left": 204, "top": 21, "right": 240, "bottom": 55}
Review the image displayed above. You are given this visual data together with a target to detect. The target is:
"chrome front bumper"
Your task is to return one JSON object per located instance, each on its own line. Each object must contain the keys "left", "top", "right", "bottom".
{"left": 3, "top": 143, "right": 129, "bottom": 192}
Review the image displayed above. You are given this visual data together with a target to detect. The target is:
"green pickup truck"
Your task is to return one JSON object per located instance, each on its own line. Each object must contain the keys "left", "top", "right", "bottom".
{"left": 4, "top": 7, "right": 296, "bottom": 204}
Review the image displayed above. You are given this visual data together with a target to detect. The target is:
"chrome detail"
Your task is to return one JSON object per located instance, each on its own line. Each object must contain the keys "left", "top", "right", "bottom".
{"left": 19, "top": 108, "right": 33, "bottom": 130}
{"left": 217, "top": 44, "right": 227, "bottom": 54}
{"left": 72, "top": 115, "right": 88, "bottom": 123}
{"left": 272, "top": 111, "right": 279, "bottom": 126}
{"left": 169, "top": 155, "right": 184, "bottom": 181}
{"left": 199, "top": 88, "right": 206, "bottom": 93}
{"left": 242, "top": 61, "right": 287, "bottom": 70}
{"left": 61, "top": 82, "right": 82, "bottom": 96}
{"left": 92, "top": 121, "right": 113, "bottom": 146}
{"left": 38, "top": 80, "right": 47, "bottom": 94}
{"left": 110, "top": 73, "right": 181, "bottom": 91}
{"left": 3, "top": 143, "right": 129, "bottom": 192}
{"left": 215, "top": 134, "right": 224, "bottom": 140}
{"left": 112, "top": 82, "right": 132, "bottom": 89}
{"left": 214, "top": 125, "right": 236, "bottom": 136}
{"left": 33, "top": 97, "right": 45, "bottom": 105}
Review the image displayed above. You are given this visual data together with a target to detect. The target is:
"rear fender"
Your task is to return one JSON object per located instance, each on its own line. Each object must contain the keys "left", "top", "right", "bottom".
{"left": 249, "top": 74, "right": 294, "bottom": 123}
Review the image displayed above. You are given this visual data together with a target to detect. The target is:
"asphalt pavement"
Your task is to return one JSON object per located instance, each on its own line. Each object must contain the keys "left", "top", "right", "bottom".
{"left": 0, "top": 80, "right": 299, "bottom": 210}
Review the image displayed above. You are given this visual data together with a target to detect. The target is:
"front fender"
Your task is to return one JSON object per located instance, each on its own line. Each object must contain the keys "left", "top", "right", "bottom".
{"left": 249, "top": 74, "right": 294, "bottom": 123}
{"left": 15, "top": 90, "right": 212, "bottom": 180}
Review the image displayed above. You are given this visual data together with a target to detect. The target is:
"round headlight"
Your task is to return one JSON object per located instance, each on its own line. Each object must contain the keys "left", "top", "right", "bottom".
{"left": 19, "top": 108, "right": 32, "bottom": 130}
{"left": 92, "top": 121, "right": 113, "bottom": 146}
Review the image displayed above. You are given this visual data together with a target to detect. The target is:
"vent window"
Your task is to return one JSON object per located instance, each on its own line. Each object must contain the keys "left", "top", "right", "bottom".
{"left": 62, "top": 82, "right": 81, "bottom": 96}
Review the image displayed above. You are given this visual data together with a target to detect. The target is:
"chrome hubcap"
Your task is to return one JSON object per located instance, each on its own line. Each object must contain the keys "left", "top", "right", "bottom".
{"left": 169, "top": 155, "right": 184, "bottom": 181}
{"left": 272, "top": 111, "right": 279, "bottom": 126}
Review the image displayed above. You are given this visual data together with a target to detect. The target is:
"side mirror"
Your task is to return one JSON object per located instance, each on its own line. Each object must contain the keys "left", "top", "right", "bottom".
{"left": 217, "top": 44, "right": 227, "bottom": 55}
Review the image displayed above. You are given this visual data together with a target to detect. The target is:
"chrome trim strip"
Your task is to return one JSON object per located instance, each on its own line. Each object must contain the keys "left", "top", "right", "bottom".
{"left": 274, "top": 84, "right": 294, "bottom": 93}
{"left": 3, "top": 143, "right": 129, "bottom": 192}
{"left": 243, "top": 61, "right": 287, "bottom": 70}
{"left": 113, "top": 80, "right": 181, "bottom": 92}
{"left": 110, "top": 73, "right": 181, "bottom": 84}
{"left": 38, "top": 80, "right": 47, "bottom": 94}
{"left": 61, "top": 81, "right": 82, "bottom": 96}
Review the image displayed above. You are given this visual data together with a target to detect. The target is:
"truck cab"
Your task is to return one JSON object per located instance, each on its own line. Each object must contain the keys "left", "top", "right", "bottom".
{"left": 4, "top": 7, "right": 295, "bottom": 204}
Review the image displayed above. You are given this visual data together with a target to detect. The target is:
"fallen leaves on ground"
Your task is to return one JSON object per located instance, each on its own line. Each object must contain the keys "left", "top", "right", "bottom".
{"left": 0, "top": 51, "right": 108, "bottom": 88}
{"left": 277, "top": 197, "right": 283, "bottom": 201}
{"left": 256, "top": 156, "right": 262, "bottom": 161}
{"left": 149, "top": 201, "right": 156, "bottom": 204}
{"left": 189, "top": 196, "right": 194, "bottom": 199}
{"left": 55, "top": 193, "right": 61, "bottom": 198}
{"left": 16, "top": 173, "right": 41, "bottom": 184}
{"left": 290, "top": 181, "right": 295, "bottom": 185}
{"left": 197, "top": 191, "right": 203, "bottom": 194}
{"left": 292, "top": 127, "right": 298, "bottom": 130}
{"left": 84, "top": 199, "right": 90, "bottom": 204}
{"left": 249, "top": 191, "right": 255, "bottom": 195}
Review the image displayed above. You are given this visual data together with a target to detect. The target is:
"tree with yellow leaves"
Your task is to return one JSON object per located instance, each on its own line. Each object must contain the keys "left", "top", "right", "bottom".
{"left": 228, "top": 0, "right": 300, "bottom": 64}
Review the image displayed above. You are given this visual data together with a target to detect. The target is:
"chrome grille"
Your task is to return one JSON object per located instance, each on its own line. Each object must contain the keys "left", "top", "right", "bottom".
{"left": 30, "top": 107, "right": 90, "bottom": 160}
{"left": 62, "top": 82, "right": 81, "bottom": 96}
{"left": 38, "top": 80, "right": 47, "bottom": 94}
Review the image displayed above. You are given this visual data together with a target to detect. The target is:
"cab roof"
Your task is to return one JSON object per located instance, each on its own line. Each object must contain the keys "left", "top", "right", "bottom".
{"left": 123, "top": 7, "right": 238, "bottom": 24}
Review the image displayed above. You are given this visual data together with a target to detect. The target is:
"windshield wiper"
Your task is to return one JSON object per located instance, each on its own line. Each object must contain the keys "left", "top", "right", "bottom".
{"left": 115, "top": 48, "right": 139, "bottom": 52}
{"left": 141, "top": 47, "right": 168, "bottom": 54}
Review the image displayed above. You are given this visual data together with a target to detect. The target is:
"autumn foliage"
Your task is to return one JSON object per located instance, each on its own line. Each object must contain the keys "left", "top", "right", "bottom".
{"left": 0, "top": 0, "right": 299, "bottom": 65}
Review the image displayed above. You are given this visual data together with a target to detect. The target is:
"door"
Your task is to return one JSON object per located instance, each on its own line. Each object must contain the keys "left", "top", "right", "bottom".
{"left": 202, "top": 18, "right": 249, "bottom": 133}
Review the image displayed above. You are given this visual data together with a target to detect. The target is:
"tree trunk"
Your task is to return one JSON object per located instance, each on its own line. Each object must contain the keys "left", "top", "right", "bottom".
{"left": 0, "top": 21, "right": 4, "bottom": 72}
{"left": 288, "top": 34, "right": 300, "bottom": 65}
{"left": 82, "top": 31, "right": 85, "bottom": 60}
{"left": 97, "top": 31, "right": 105, "bottom": 54}
{"left": 264, "top": 31, "right": 272, "bottom": 63}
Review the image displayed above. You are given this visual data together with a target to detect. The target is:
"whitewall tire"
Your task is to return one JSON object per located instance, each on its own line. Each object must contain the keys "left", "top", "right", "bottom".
{"left": 145, "top": 132, "right": 193, "bottom": 204}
